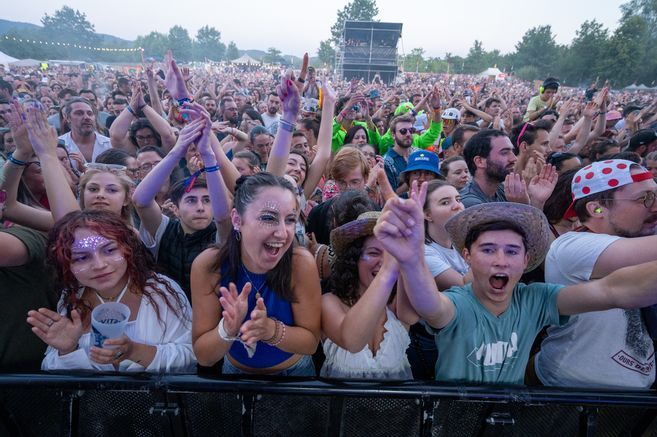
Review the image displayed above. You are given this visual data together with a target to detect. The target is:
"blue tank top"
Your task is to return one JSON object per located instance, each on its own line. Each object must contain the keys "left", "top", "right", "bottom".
{"left": 221, "top": 263, "right": 294, "bottom": 368}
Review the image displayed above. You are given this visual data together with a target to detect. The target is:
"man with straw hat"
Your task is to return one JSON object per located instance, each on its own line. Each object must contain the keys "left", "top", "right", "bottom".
{"left": 374, "top": 181, "right": 657, "bottom": 384}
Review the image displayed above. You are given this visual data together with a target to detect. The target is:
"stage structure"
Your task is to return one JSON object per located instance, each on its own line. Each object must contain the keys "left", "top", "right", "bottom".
{"left": 336, "top": 21, "right": 402, "bottom": 84}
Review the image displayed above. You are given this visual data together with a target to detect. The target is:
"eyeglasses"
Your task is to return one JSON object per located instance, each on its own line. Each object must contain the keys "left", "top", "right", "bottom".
{"left": 138, "top": 161, "right": 160, "bottom": 173}
{"left": 397, "top": 127, "right": 416, "bottom": 136}
{"left": 613, "top": 191, "right": 657, "bottom": 209}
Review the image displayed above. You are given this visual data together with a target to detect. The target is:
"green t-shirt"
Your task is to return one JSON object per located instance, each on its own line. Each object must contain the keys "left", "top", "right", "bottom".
{"left": 0, "top": 226, "right": 56, "bottom": 372}
{"left": 427, "top": 282, "right": 566, "bottom": 385}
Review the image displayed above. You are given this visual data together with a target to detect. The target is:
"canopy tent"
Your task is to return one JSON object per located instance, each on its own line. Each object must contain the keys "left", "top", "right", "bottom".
{"left": 231, "top": 54, "right": 261, "bottom": 66}
{"left": 0, "top": 50, "right": 19, "bottom": 67}
{"left": 479, "top": 67, "right": 505, "bottom": 80}
{"left": 9, "top": 58, "right": 41, "bottom": 67}
{"left": 624, "top": 84, "right": 639, "bottom": 90}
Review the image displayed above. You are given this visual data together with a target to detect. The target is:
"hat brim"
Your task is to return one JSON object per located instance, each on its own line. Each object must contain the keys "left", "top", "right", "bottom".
{"left": 400, "top": 164, "right": 441, "bottom": 177}
{"left": 330, "top": 216, "right": 380, "bottom": 258}
{"left": 444, "top": 203, "right": 550, "bottom": 273}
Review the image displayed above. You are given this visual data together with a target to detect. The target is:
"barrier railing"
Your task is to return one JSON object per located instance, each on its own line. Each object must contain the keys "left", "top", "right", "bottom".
{"left": 0, "top": 373, "right": 656, "bottom": 436}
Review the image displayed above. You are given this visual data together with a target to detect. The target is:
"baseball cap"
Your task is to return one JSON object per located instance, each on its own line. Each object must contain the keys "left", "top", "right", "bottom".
{"left": 442, "top": 108, "right": 461, "bottom": 121}
{"left": 400, "top": 150, "right": 441, "bottom": 177}
{"left": 606, "top": 110, "right": 622, "bottom": 121}
{"left": 628, "top": 129, "right": 657, "bottom": 151}
{"left": 563, "top": 159, "right": 653, "bottom": 218}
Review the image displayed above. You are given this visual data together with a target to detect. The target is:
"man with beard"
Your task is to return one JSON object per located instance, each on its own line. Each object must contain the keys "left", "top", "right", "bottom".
{"left": 216, "top": 97, "right": 239, "bottom": 141}
{"left": 533, "top": 160, "right": 657, "bottom": 388}
{"left": 383, "top": 114, "right": 417, "bottom": 192}
{"left": 460, "top": 129, "right": 517, "bottom": 208}
{"left": 58, "top": 97, "right": 111, "bottom": 163}
{"left": 261, "top": 92, "right": 281, "bottom": 135}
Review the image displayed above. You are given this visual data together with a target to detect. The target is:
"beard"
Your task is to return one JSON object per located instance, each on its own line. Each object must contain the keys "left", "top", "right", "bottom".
{"left": 268, "top": 107, "right": 278, "bottom": 115}
{"left": 485, "top": 161, "right": 511, "bottom": 183}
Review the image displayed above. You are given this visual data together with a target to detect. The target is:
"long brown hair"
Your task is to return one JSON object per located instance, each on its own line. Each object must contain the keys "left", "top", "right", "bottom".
{"left": 48, "top": 210, "right": 187, "bottom": 325}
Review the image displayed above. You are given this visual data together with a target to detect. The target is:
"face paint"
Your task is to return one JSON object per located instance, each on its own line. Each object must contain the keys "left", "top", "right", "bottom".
{"left": 70, "top": 235, "right": 125, "bottom": 274}
{"left": 257, "top": 201, "right": 281, "bottom": 228}
{"left": 71, "top": 235, "right": 111, "bottom": 251}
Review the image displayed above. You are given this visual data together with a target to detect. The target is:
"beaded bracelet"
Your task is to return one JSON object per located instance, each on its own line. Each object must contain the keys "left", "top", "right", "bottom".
{"left": 264, "top": 319, "right": 286, "bottom": 346}
{"left": 263, "top": 317, "right": 280, "bottom": 344}
{"left": 279, "top": 119, "right": 295, "bottom": 133}
{"left": 7, "top": 154, "right": 26, "bottom": 166}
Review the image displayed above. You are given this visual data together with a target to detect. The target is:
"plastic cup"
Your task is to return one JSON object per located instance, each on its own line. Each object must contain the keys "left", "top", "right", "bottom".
{"left": 91, "top": 302, "right": 131, "bottom": 348}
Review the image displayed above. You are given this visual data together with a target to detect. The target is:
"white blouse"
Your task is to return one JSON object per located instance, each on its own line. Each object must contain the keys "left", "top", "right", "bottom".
{"left": 321, "top": 308, "right": 413, "bottom": 380}
{"left": 42, "top": 274, "right": 196, "bottom": 373}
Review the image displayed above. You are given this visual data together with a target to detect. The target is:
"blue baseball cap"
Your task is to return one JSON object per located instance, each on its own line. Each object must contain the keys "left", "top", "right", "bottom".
{"left": 400, "top": 150, "right": 441, "bottom": 177}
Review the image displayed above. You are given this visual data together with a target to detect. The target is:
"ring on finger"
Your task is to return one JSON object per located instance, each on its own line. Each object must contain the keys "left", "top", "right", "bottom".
{"left": 114, "top": 351, "right": 124, "bottom": 359}
{"left": 47, "top": 320, "right": 54, "bottom": 327}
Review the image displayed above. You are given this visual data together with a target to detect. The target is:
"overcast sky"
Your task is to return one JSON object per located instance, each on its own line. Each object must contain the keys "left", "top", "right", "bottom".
{"left": 3, "top": 0, "right": 626, "bottom": 57}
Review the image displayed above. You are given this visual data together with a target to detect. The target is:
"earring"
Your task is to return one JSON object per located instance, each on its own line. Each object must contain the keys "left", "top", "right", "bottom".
{"left": 594, "top": 207, "right": 602, "bottom": 214}
{"left": 234, "top": 228, "right": 241, "bottom": 241}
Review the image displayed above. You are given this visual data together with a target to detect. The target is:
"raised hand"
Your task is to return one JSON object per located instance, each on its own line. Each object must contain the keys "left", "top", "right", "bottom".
{"left": 170, "top": 117, "right": 204, "bottom": 160}
{"left": 504, "top": 172, "right": 530, "bottom": 204}
{"left": 24, "top": 105, "right": 58, "bottom": 157}
{"left": 277, "top": 70, "right": 300, "bottom": 119}
{"left": 322, "top": 79, "right": 337, "bottom": 106}
{"left": 159, "top": 50, "right": 190, "bottom": 101}
{"left": 373, "top": 180, "right": 428, "bottom": 266}
{"left": 581, "top": 101, "right": 599, "bottom": 119}
{"left": 528, "top": 164, "right": 558, "bottom": 208}
{"left": 219, "top": 282, "right": 252, "bottom": 338}
{"left": 27, "top": 308, "right": 83, "bottom": 355}
{"left": 294, "top": 53, "right": 309, "bottom": 94}
{"left": 130, "top": 81, "right": 146, "bottom": 111}
{"left": 239, "top": 298, "right": 274, "bottom": 348}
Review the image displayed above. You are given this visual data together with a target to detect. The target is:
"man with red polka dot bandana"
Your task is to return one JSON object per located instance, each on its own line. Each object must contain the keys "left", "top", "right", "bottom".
{"left": 533, "top": 159, "right": 657, "bottom": 388}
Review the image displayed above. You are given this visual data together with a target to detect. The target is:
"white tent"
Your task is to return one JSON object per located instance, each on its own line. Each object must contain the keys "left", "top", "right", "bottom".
{"left": 231, "top": 54, "right": 261, "bottom": 66}
{"left": 0, "top": 50, "right": 19, "bottom": 67}
{"left": 479, "top": 67, "right": 505, "bottom": 80}
{"left": 9, "top": 58, "right": 41, "bottom": 67}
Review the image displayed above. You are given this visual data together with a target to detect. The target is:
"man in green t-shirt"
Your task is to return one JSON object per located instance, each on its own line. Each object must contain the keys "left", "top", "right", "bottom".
{"left": 374, "top": 196, "right": 657, "bottom": 385}
{"left": 523, "top": 77, "right": 560, "bottom": 122}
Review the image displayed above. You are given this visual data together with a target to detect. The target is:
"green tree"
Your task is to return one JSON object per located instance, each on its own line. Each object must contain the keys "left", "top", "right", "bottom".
{"left": 463, "top": 40, "right": 488, "bottom": 74}
{"left": 602, "top": 15, "right": 649, "bottom": 86}
{"left": 263, "top": 47, "right": 283, "bottom": 64}
{"left": 559, "top": 20, "right": 610, "bottom": 86}
{"left": 135, "top": 31, "right": 169, "bottom": 59}
{"left": 318, "top": 39, "right": 335, "bottom": 68}
{"left": 226, "top": 41, "right": 240, "bottom": 60}
{"left": 194, "top": 25, "right": 225, "bottom": 61}
{"left": 403, "top": 47, "right": 425, "bottom": 73}
{"left": 330, "top": 0, "right": 379, "bottom": 44}
{"left": 513, "top": 25, "right": 558, "bottom": 78}
{"left": 167, "top": 25, "right": 192, "bottom": 61}
{"left": 41, "top": 6, "right": 100, "bottom": 59}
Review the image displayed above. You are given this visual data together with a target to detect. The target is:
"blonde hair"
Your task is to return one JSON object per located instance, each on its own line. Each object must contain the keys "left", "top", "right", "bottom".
{"left": 78, "top": 168, "right": 135, "bottom": 225}
{"left": 330, "top": 147, "right": 370, "bottom": 182}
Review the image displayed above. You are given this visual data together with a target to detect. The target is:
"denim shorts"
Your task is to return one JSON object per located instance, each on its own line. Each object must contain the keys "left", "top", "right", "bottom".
{"left": 223, "top": 354, "right": 316, "bottom": 377}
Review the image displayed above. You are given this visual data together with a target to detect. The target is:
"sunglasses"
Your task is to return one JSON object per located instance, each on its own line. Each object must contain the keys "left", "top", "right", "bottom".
{"left": 397, "top": 127, "right": 416, "bottom": 135}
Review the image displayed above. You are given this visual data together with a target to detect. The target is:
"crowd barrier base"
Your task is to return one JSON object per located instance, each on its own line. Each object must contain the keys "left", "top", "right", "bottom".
{"left": 0, "top": 374, "right": 656, "bottom": 436}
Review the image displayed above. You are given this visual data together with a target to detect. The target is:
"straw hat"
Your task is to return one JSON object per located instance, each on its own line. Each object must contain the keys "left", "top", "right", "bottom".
{"left": 444, "top": 203, "right": 550, "bottom": 272}
{"left": 330, "top": 211, "right": 381, "bottom": 258}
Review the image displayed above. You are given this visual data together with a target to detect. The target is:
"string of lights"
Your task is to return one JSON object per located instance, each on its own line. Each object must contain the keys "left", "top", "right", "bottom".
{"left": 2, "top": 35, "right": 143, "bottom": 52}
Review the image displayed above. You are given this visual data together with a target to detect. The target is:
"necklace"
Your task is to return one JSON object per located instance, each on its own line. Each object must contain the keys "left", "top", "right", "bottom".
{"left": 241, "top": 265, "right": 267, "bottom": 300}
{"left": 94, "top": 281, "right": 129, "bottom": 305}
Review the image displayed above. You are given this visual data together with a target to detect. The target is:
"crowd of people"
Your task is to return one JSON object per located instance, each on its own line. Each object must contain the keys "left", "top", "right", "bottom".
{"left": 1, "top": 49, "right": 657, "bottom": 388}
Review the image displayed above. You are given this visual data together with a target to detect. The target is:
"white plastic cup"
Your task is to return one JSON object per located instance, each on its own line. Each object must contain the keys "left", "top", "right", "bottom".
{"left": 91, "top": 302, "right": 131, "bottom": 348}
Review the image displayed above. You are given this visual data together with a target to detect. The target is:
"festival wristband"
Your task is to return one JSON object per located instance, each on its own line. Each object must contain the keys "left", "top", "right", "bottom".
{"left": 217, "top": 318, "right": 241, "bottom": 342}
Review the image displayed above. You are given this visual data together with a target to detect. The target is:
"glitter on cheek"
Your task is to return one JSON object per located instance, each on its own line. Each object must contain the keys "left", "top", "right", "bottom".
{"left": 71, "top": 265, "right": 91, "bottom": 275}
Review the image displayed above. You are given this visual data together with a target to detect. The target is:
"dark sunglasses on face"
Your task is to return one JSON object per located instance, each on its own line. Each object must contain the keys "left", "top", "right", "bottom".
{"left": 397, "top": 127, "right": 416, "bottom": 135}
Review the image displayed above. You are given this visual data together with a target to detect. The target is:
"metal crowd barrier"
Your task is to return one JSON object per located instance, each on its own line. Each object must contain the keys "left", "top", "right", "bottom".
{"left": 0, "top": 373, "right": 656, "bottom": 436}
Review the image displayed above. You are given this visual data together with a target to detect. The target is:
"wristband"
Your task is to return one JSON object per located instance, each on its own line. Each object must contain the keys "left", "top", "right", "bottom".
{"left": 279, "top": 119, "right": 295, "bottom": 133}
{"left": 7, "top": 153, "right": 26, "bottom": 166}
{"left": 217, "top": 318, "right": 241, "bottom": 342}
{"left": 204, "top": 165, "right": 220, "bottom": 173}
{"left": 176, "top": 97, "right": 193, "bottom": 107}
{"left": 297, "top": 77, "right": 305, "bottom": 84}
{"left": 126, "top": 105, "right": 136, "bottom": 116}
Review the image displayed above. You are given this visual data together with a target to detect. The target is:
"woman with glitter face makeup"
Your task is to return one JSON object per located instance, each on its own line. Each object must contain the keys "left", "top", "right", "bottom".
{"left": 191, "top": 172, "right": 321, "bottom": 376}
{"left": 26, "top": 210, "right": 195, "bottom": 372}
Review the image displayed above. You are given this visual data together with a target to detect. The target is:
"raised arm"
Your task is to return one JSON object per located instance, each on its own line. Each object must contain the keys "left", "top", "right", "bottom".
{"left": 109, "top": 82, "right": 144, "bottom": 153}
{"left": 132, "top": 117, "right": 204, "bottom": 237}
{"left": 373, "top": 181, "right": 455, "bottom": 329}
{"left": 145, "top": 64, "right": 165, "bottom": 116}
{"left": 0, "top": 102, "right": 53, "bottom": 231}
{"left": 266, "top": 70, "right": 301, "bottom": 176}
{"left": 24, "top": 104, "right": 80, "bottom": 222}
{"left": 321, "top": 251, "right": 400, "bottom": 353}
{"left": 302, "top": 80, "right": 335, "bottom": 198}
{"left": 567, "top": 102, "right": 596, "bottom": 156}
{"left": 558, "top": 258, "right": 657, "bottom": 315}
